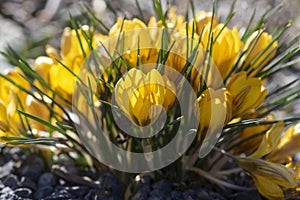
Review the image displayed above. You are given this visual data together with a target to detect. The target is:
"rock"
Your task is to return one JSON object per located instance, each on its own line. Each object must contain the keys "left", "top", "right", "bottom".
{"left": 34, "top": 186, "right": 54, "bottom": 200}
{"left": 14, "top": 188, "right": 33, "bottom": 198}
{"left": 100, "top": 172, "right": 123, "bottom": 199}
{"left": 131, "top": 193, "right": 148, "bottom": 200}
{"left": 43, "top": 188, "right": 78, "bottom": 200}
{"left": 0, "top": 186, "right": 14, "bottom": 195}
{"left": 83, "top": 189, "right": 104, "bottom": 200}
{"left": 8, "top": 147, "right": 26, "bottom": 161}
{"left": 152, "top": 179, "right": 172, "bottom": 197}
{"left": 0, "top": 161, "right": 14, "bottom": 179}
{"left": 182, "top": 189, "right": 199, "bottom": 200}
{"left": 0, "top": 193, "right": 20, "bottom": 200}
{"left": 56, "top": 186, "right": 89, "bottom": 199}
{"left": 18, "top": 154, "right": 45, "bottom": 182}
{"left": 208, "top": 191, "right": 226, "bottom": 200}
{"left": 171, "top": 191, "right": 184, "bottom": 200}
{"left": 149, "top": 189, "right": 168, "bottom": 199}
{"left": 234, "top": 190, "right": 262, "bottom": 200}
{"left": 148, "top": 197, "right": 164, "bottom": 200}
{"left": 137, "top": 176, "right": 151, "bottom": 194}
{"left": 0, "top": 154, "right": 12, "bottom": 166}
{"left": 19, "top": 176, "right": 37, "bottom": 191}
{"left": 37, "top": 172, "right": 58, "bottom": 188}
{"left": 2, "top": 174, "right": 19, "bottom": 189}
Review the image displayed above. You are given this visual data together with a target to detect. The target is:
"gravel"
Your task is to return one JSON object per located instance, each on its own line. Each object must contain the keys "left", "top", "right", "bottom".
{"left": 0, "top": 146, "right": 266, "bottom": 199}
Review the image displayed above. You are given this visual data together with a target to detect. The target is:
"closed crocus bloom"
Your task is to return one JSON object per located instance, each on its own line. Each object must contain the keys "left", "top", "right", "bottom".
{"left": 33, "top": 26, "right": 97, "bottom": 102}
{"left": 0, "top": 68, "right": 29, "bottom": 107}
{"left": 234, "top": 114, "right": 274, "bottom": 155}
{"left": 109, "top": 18, "right": 147, "bottom": 35}
{"left": 61, "top": 26, "right": 90, "bottom": 66}
{"left": 166, "top": 7, "right": 186, "bottom": 31}
{"left": 0, "top": 100, "right": 19, "bottom": 142}
{"left": 197, "top": 88, "right": 232, "bottom": 155}
{"left": 26, "top": 95, "right": 51, "bottom": 132}
{"left": 55, "top": 26, "right": 90, "bottom": 93}
{"left": 248, "top": 121, "right": 284, "bottom": 159}
{"left": 242, "top": 30, "right": 278, "bottom": 77}
{"left": 189, "top": 11, "right": 219, "bottom": 34}
{"left": 267, "top": 123, "right": 300, "bottom": 163}
{"left": 109, "top": 18, "right": 151, "bottom": 51}
{"left": 237, "top": 157, "right": 298, "bottom": 200}
{"left": 0, "top": 68, "right": 31, "bottom": 142}
{"left": 227, "top": 72, "right": 267, "bottom": 117}
{"left": 201, "top": 23, "right": 242, "bottom": 79}
{"left": 0, "top": 92, "right": 24, "bottom": 143}
{"left": 34, "top": 56, "right": 53, "bottom": 86}
{"left": 115, "top": 68, "right": 175, "bottom": 126}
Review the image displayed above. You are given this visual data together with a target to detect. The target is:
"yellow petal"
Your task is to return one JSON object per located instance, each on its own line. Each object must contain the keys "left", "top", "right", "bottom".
{"left": 237, "top": 157, "right": 298, "bottom": 189}
{"left": 197, "top": 88, "right": 232, "bottom": 156}
{"left": 202, "top": 24, "right": 242, "bottom": 79}
{"left": 34, "top": 56, "right": 53, "bottom": 82}
{"left": 190, "top": 11, "right": 219, "bottom": 34}
{"left": 227, "top": 72, "right": 267, "bottom": 117}
{"left": 253, "top": 175, "right": 285, "bottom": 200}
{"left": 267, "top": 123, "right": 300, "bottom": 163}
{"left": 242, "top": 30, "right": 278, "bottom": 77}
{"left": 26, "top": 95, "right": 51, "bottom": 132}
{"left": 162, "top": 75, "right": 176, "bottom": 110}
{"left": 0, "top": 100, "right": 9, "bottom": 132}
{"left": 249, "top": 121, "right": 284, "bottom": 158}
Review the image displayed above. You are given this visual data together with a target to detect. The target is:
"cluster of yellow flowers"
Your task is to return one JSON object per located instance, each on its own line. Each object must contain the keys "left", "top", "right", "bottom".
{"left": 0, "top": 7, "right": 299, "bottom": 199}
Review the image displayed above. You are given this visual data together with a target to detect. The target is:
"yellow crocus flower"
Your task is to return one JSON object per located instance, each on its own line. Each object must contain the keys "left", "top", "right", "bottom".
{"left": 201, "top": 23, "right": 242, "bottom": 80}
{"left": 189, "top": 11, "right": 219, "bottom": 34}
{"left": 0, "top": 98, "right": 20, "bottom": 143}
{"left": 196, "top": 88, "right": 232, "bottom": 156}
{"left": 0, "top": 68, "right": 29, "bottom": 107}
{"left": 242, "top": 30, "right": 278, "bottom": 77}
{"left": 234, "top": 114, "right": 274, "bottom": 155}
{"left": 109, "top": 18, "right": 151, "bottom": 51}
{"left": 249, "top": 121, "right": 284, "bottom": 159}
{"left": 237, "top": 157, "right": 298, "bottom": 200}
{"left": 267, "top": 122, "right": 300, "bottom": 163}
{"left": 25, "top": 95, "right": 51, "bottom": 132}
{"left": 0, "top": 68, "right": 30, "bottom": 142}
{"left": 166, "top": 7, "right": 186, "bottom": 31}
{"left": 114, "top": 68, "right": 175, "bottom": 126}
{"left": 227, "top": 71, "right": 267, "bottom": 117}
{"left": 109, "top": 18, "right": 148, "bottom": 36}
{"left": 33, "top": 26, "right": 95, "bottom": 104}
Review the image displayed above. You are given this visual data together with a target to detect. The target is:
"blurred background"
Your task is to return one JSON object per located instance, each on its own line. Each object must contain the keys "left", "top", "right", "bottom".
{"left": 0, "top": 0, "right": 299, "bottom": 66}
{"left": 0, "top": 0, "right": 299, "bottom": 114}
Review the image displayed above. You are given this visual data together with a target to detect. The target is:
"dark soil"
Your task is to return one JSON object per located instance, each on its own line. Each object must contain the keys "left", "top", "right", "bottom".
{"left": 0, "top": 145, "right": 266, "bottom": 200}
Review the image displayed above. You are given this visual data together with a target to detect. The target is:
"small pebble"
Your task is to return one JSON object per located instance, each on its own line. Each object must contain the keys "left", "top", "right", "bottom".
{"left": 19, "top": 176, "right": 37, "bottom": 191}
{"left": 183, "top": 189, "right": 199, "bottom": 200}
{"left": 100, "top": 172, "right": 123, "bottom": 198}
{"left": 34, "top": 186, "right": 54, "bottom": 200}
{"left": 37, "top": 172, "right": 57, "bottom": 188}
{"left": 3, "top": 174, "right": 19, "bottom": 189}
{"left": 171, "top": 190, "right": 184, "bottom": 200}
{"left": 234, "top": 190, "right": 262, "bottom": 200}
{"left": 18, "top": 154, "right": 45, "bottom": 182}
{"left": 14, "top": 187, "right": 32, "bottom": 198}
{"left": 152, "top": 179, "right": 172, "bottom": 197}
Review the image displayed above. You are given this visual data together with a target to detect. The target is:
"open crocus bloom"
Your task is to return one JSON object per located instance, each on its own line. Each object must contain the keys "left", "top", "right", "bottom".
{"left": 227, "top": 71, "right": 267, "bottom": 118}
{"left": 114, "top": 68, "right": 176, "bottom": 126}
